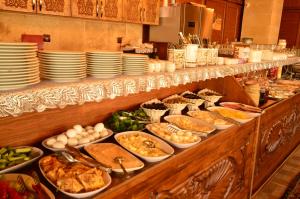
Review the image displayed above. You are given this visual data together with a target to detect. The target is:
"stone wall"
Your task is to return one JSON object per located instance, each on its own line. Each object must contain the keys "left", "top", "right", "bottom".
{"left": 0, "top": 11, "right": 142, "bottom": 51}
{"left": 241, "top": 0, "right": 284, "bottom": 44}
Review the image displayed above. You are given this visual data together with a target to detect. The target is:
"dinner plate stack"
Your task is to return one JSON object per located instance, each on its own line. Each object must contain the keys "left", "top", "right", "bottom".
{"left": 122, "top": 54, "right": 148, "bottom": 76}
{"left": 38, "top": 51, "right": 86, "bottom": 82}
{"left": 86, "top": 51, "right": 122, "bottom": 79}
{"left": 0, "top": 42, "right": 40, "bottom": 91}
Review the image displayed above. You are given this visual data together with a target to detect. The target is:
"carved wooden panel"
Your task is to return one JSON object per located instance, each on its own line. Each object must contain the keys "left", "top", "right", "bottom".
{"left": 142, "top": 0, "right": 159, "bottom": 25}
{"left": 37, "top": 0, "right": 71, "bottom": 16}
{"left": 253, "top": 94, "right": 300, "bottom": 193}
{"left": 0, "top": 0, "right": 35, "bottom": 13}
{"left": 95, "top": 119, "right": 257, "bottom": 199}
{"left": 123, "top": 0, "right": 141, "bottom": 23}
{"left": 98, "top": 0, "right": 122, "bottom": 21}
{"left": 71, "top": 0, "right": 97, "bottom": 18}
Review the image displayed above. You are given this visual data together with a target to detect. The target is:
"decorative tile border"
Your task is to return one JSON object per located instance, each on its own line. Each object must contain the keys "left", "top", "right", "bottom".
{"left": 0, "top": 57, "right": 299, "bottom": 118}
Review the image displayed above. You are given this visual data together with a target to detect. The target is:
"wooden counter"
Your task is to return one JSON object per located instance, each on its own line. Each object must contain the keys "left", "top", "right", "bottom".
{"left": 95, "top": 119, "right": 258, "bottom": 199}
{"left": 0, "top": 77, "right": 300, "bottom": 199}
{"left": 252, "top": 93, "right": 300, "bottom": 194}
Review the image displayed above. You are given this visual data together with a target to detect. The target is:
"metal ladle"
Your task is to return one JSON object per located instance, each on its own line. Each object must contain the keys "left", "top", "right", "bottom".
{"left": 142, "top": 140, "right": 169, "bottom": 155}
{"left": 113, "top": 156, "right": 130, "bottom": 178}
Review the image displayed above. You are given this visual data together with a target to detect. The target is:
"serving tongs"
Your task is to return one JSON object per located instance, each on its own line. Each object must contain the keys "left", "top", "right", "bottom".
{"left": 64, "top": 145, "right": 112, "bottom": 173}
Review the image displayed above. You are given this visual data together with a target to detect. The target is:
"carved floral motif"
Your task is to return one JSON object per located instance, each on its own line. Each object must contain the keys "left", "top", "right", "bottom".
{"left": 256, "top": 106, "right": 300, "bottom": 174}
{"left": 144, "top": 0, "right": 158, "bottom": 23}
{"left": 5, "top": 0, "right": 28, "bottom": 8}
{"left": 126, "top": 0, "right": 140, "bottom": 21}
{"left": 44, "top": 0, "right": 64, "bottom": 12}
{"left": 77, "top": 0, "right": 94, "bottom": 16}
{"left": 104, "top": 0, "right": 118, "bottom": 18}
{"left": 157, "top": 158, "right": 237, "bottom": 199}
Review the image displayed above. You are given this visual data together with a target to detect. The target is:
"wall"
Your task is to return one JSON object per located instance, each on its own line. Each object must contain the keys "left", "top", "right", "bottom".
{"left": 241, "top": 0, "right": 284, "bottom": 44}
{"left": 0, "top": 11, "right": 143, "bottom": 51}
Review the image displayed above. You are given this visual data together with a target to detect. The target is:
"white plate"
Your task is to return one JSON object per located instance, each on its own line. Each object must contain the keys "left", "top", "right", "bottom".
{"left": 0, "top": 72, "right": 39, "bottom": 79}
{"left": 0, "top": 54, "right": 37, "bottom": 58}
{"left": 0, "top": 76, "right": 40, "bottom": 83}
{"left": 88, "top": 74, "right": 120, "bottom": 79}
{"left": 187, "top": 110, "right": 234, "bottom": 130}
{"left": 87, "top": 51, "right": 122, "bottom": 54}
{"left": 84, "top": 143, "right": 144, "bottom": 173}
{"left": 146, "top": 123, "right": 201, "bottom": 149}
{"left": 0, "top": 61, "right": 39, "bottom": 66}
{"left": 0, "top": 146, "right": 43, "bottom": 174}
{"left": 0, "top": 80, "right": 40, "bottom": 91}
{"left": 164, "top": 115, "right": 216, "bottom": 134}
{"left": 0, "top": 42, "right": 37, "bottom": 46}
{"left": 39, "top": 60, "right": 86, "bottom": 65}
{"left": 207, "top": 107, "right": 256, "bottom": 124}
{"left": 0, "top": 66, "right": 39, "bottom": 72}
{"left": 38, "top": 56, "right": 86, "bottom": 60}
{"left": 115, "top": 131, "right": 174, "bottom": 162}
{"left": 0, "top": 49, "right": 37, "bottom": 53}
{"left": 0, "top": 46, "right": 37, "bottom": 49}
{"left": 39, "top": 50, "right": 84, "bottom": 54}
{"left": 39, "top": 158, "right": 111, "bottom": 199}
{"left": 0, "top": 57, "right": 38, "bottom": 62}
{"left": 42, "top": 129, "right": 114, "bottom": 152}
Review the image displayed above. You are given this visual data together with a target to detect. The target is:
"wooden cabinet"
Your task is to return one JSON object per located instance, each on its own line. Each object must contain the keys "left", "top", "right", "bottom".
{"left": 37, "top": 0, "right": 71, "bottom": 16}
{"left": 223, "top": 1, "right": 242, "bottom": 42}
{"left": 0, "top": 0, "right": 36, "bottom": 13}
{"left": 142, "top": 0, "right": 160, "bottom": 25}
{"left": 71, "top": 0, "right": 98, "bottom": 19}
{"left": 206, "top": 0, "right": 243, "bottom": 43}
{"left": 123, "top": 0, "right": 142, "bottom": 23}
{"left": 252, "top": 94, "right": 300, "bottom": 194}
{"left": 123, "top": 0, "right": 160, "bottom": 25}
{"left": 99, "top": 0, "right": 123, "bottom": 21}
{"left": 0, "top": 0, "right": 71, "bottom": 15}
{"left": 279, "top": 2, "right": 300, "bottom": 48}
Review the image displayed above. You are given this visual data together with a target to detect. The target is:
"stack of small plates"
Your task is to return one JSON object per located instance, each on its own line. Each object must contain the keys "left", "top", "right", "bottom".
{"left": 0, "top": 42, "right": 40, "bottom": 91}
{"left": 39, "top": 51, "right": 86, "bottom": 82}
{"left": 86, "top": 51, "right": 122, "bottom": 79}
{"left": 122, "top": 54, "right": 148, "bottom": 75}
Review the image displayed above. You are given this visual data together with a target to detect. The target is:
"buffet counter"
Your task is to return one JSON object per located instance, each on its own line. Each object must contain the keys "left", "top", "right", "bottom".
{"left": 0, "top": 64, "right": 300, "bottom": 198}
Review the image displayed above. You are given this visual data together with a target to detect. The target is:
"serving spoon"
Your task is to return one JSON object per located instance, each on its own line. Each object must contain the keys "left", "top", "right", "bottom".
{"left": 113, "top": 156, "right": 130, "bottom": 178}
{"left": 142, "top": 140, "right": 170, "bottom": 155}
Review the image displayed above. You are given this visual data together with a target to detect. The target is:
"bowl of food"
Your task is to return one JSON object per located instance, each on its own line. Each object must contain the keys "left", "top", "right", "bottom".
{"left": 141, "top": 99, "right": 169, "bottom": 123}
{"left": 162, "top": 94, "right": 189, "bottom": 115}
{"left": 0, "top": 146, "right": 43, "bottom": 174}
{"left": 207, "top": 106, "right": 256, "bottom": 123}
{"left": 39, "top": 155, "right": 111, "bottom": 198}
{"left": 115, "top": 131, "right": 174, "bottom": 162}
{"left": 197, "top": 88, "right": 222, "bottom": 104}
{"left": 146, "top": 123, "right": 201, "bottom": 148}
{"left": 187, "top": 110, "right": 233, "bottom": 130}
{"left": 180, "top": 91, "right": 205, "bottom": 111}
{"left": 42, "top": 123, "right": 113, "bottom": 151}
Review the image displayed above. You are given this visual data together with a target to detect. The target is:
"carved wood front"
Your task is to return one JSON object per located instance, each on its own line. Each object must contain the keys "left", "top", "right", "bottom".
{"left": 43, "top": 0, "right": 64, "bottom": 12}
{"left": 103, "top": 0, "right": 118, "bottom": 18}
{"left": 143, "top": 0, "right": 159, "bottom": 24}
{"left": 253, "top": 96, "right": 300, "bottom": 193}
{"left": 124, "top": 0, "right": 141, "bottom": 22}
{"left": 0, "top": 0, "right": 34, "bottom": 12}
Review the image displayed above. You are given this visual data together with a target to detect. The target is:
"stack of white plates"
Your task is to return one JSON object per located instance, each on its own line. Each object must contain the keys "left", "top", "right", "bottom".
{"left": 0, "top": 42, "right": 40, "bottom": 91}
{"left": 39, "top": 51, "right": 86, "bottom": 82}
{"left": 86, "top": 51, "right": 122, "bottom": 79}
{"left": 122, "top": 54, "right": 148, "bottom": 76}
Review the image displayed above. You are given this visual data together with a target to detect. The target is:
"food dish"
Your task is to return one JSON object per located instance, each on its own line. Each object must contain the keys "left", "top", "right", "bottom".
{"left": 0, "top": 146, "right": 43, "bottom": 174}
{"left": 141, "top": 99, "right": 169, "bottom": 123}
{"left": 85, "top": 143, "right": 144, "bottom": 173}
{"left": 187, "top": 110, "right": 233, "bottom": 130}
{"left": 39, "top": 155, "right": 111, "bottom": 198}
{"left": 164, "top": 115, "right": 216, "bottom": 134}
{"left": 207, "top": 107, "right": 258, "bottom": 123}
{"left": 115, "top": 131, "right": 174, "bottom": 162}
{"left": 219, "top": 102, "right": 262, "bottom": 113}
{"left": 180, "top": 91, "right": 205, "bottom": 111}
{"left": 146, "top": 123, "right": 201, "bottom": 148}
{"left": 197, "top": 88, "right": 222, "bottom": 103}
{"left": 0, "top": 173, "right": 55, "bottom": 199}
{"left": 162, "top": 94, "right": 189, "bottom": 115}
{"left": 42, "top": 123, "right": 113, "bottom": 151}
